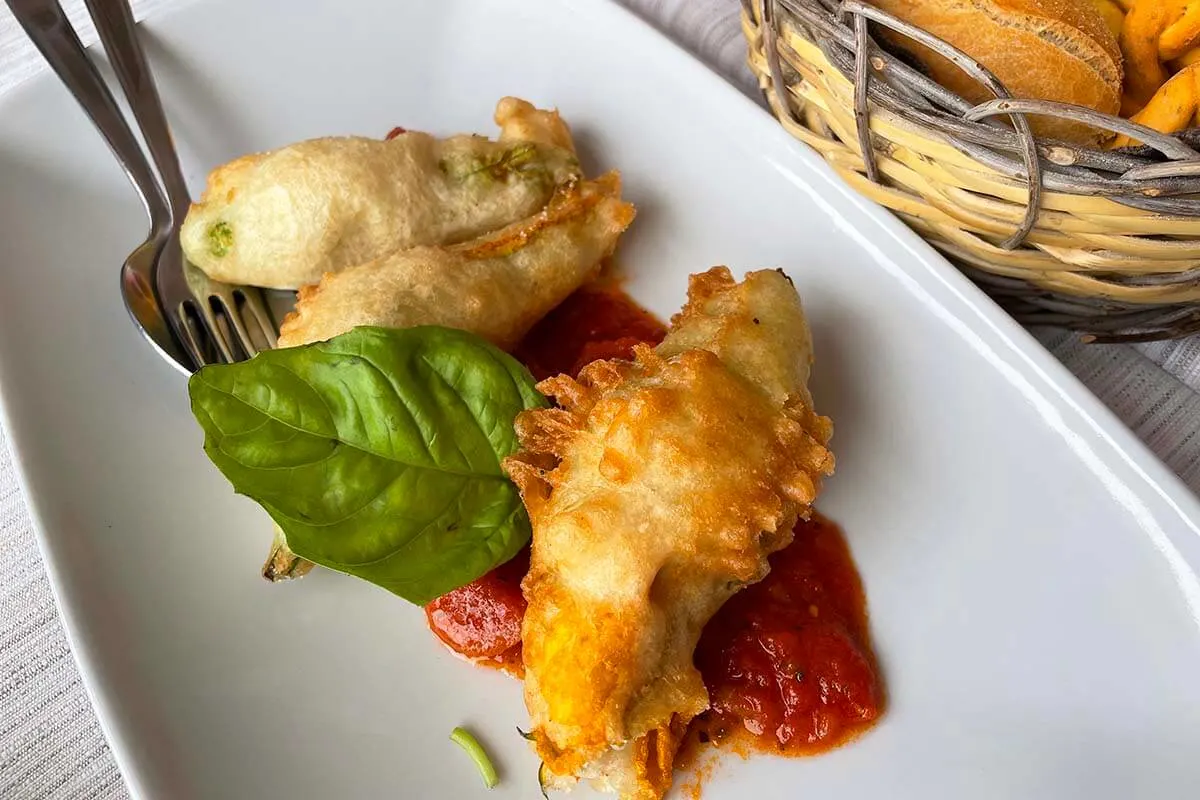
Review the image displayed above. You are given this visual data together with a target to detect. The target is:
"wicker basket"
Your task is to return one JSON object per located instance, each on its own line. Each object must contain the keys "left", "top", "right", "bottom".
{"left": 742, "top": 0, "right": 1200, "bottom": 341}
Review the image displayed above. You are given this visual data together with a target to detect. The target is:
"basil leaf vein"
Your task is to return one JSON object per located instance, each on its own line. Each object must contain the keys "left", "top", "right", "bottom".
{"left": 188, "top": 325, "right": 546, "bottom": 604}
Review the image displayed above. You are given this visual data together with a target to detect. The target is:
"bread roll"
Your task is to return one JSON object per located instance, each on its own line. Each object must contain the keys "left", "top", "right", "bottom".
{"left": 870, "top": 0, "right": 1123, "bottom": 143}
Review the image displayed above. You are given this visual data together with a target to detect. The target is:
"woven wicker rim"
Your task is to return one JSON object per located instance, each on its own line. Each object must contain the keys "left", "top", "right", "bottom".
{"left": 744, "top": 0, "right": 1200, "bottom": 341}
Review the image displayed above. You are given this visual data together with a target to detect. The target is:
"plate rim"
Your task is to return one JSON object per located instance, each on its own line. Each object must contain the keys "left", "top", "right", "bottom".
{"left": 1, "top": 0, "right": 1199, "bottom": 796}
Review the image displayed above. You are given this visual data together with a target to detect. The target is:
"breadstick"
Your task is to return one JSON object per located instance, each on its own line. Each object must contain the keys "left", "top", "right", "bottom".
{"left": 1121, "top": 0, "right": 1185, "bottom": 115}
{"left": 1112, "top": 63, "right": 1200, "bottom": 146}
{"left": 1159, "top": 1, "right": 1200, "bottom": 61}
{"left": 1091, "top": 0, "right": 1125, "bottom": 39}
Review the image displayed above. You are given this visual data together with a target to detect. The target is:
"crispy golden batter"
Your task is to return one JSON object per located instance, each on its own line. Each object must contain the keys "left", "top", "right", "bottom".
{"left": 495, "top": 96, "right": 576, "bottom": 152}
{"left": 180, "top": 98, "right": 580, "bottom": 289}
{"left": 505, "top": 268, "right": 835, "bottom": 799}
{"left": 262, "top": 172, "right": 632, "bottom": 581}
{"left": 276, "top": 172, "right": 633, "bottom": 349}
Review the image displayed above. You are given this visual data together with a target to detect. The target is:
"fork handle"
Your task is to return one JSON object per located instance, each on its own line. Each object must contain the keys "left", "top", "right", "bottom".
{"left": 5, "top": 0, "right": 170, "bottom": 229}
{"left": 83, "top": 0, "right": 192, "bottom": 220}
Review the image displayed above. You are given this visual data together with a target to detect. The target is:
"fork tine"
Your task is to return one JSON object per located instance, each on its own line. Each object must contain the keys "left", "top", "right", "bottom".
{"left": 172, "top": 303, "right": 208, "bottom": 372}
{"left": 212, "top": 290, "right": 261, "bottom": 359}
{"left": 195, "top": 297, "right": 236, "bottom": 363}
{"left": 238, "top": 287, "right": 279, "bottom": 350}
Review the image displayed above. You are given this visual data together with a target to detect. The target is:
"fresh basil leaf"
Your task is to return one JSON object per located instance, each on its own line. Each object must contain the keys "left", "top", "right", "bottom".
{"left": 188, "top": 325, "right": 547, "bottom": 604}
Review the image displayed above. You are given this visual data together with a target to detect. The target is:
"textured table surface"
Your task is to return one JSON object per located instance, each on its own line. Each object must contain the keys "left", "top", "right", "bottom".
{"left": 3, "top": 1, "right": 1200, "bottom": 797}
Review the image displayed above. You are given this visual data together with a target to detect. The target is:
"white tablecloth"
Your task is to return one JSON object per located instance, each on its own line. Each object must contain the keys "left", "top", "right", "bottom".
{"left": 3, "top": 1, "right": 1200, "bottom": 797}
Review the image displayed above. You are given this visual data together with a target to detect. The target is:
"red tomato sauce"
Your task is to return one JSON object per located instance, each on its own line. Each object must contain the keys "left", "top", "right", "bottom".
{"left": 512, "top": 283, "right": 668, "bottom": 381}
{"left": 424, "top": 285, "right": 883, "bottom": 761}
{"left": 688, "top": 513, "right": 882, "bottom": 756}
{"left": 424, "top": 547, "right": 528, "bottom": 674}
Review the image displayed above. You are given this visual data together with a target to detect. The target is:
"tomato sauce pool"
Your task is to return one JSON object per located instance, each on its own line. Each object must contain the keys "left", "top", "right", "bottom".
{"left": 688, "top": 513, "right": 881, "bottom": 755}
{"left": 424, "top": 284, "right": 883, "bottom": 759}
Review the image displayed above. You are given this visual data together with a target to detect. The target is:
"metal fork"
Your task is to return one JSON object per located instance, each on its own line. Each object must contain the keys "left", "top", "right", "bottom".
{"left": 7, "top": 0, "right": 276, "bottom": 372}
{"left": 82, "top": 0, "right": 276, "bottom": 367}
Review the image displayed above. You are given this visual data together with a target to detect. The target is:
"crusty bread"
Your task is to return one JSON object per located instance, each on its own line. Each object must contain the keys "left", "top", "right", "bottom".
{"left": 871, "top": 0, "right": 1123, "bottom": 143}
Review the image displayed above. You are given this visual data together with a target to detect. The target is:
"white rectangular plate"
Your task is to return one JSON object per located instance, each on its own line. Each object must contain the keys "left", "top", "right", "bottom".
{"left": 2, "top": 0, "right": 1200, "bottom": 797}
